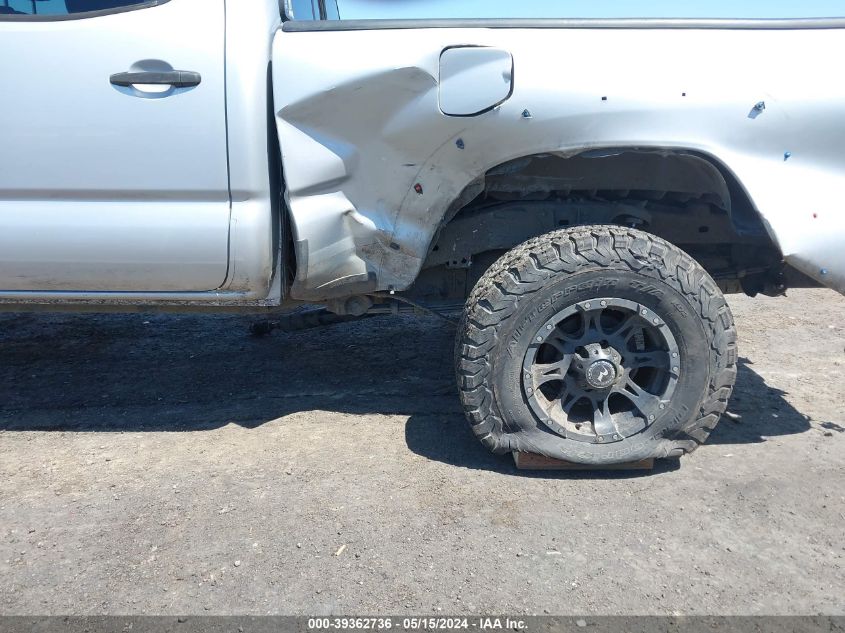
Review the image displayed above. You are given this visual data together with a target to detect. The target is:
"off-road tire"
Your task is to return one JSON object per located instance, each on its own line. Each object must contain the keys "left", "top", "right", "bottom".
{"left": 455, "top": 225, "right": 737, "bottom": 464}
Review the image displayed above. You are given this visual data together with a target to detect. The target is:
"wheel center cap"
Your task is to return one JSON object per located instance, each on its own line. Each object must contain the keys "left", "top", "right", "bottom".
{"left": 586, "top": 360, "right": 617, "bottom": 389}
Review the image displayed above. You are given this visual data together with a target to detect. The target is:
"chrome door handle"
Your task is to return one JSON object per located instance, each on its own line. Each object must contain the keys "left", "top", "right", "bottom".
{"left": 110, "top": 71, "right": 201, "bottom": 88}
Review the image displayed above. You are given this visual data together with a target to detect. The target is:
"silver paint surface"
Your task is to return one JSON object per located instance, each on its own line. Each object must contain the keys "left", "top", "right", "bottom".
{"left": 1, "top": 6, "right": 843, "bottom": 308}
{"left": 0, "top": 0, "right": 280, "bottom": 303}
{"left": 273, "top": 25, "right": 845, "bottom": 296}
{"left": 0, "top": 0, "right": 231, "bottom": 292}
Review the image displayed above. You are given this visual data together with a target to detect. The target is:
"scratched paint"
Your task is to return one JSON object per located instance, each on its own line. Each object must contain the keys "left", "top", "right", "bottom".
{"left": 273, "top": 26, "right": 845, "bottom": 297}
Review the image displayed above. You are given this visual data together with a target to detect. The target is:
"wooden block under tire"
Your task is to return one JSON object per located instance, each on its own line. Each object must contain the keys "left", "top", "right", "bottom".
{"left": 512, "top": 452, "right": 655, "bottom": 471}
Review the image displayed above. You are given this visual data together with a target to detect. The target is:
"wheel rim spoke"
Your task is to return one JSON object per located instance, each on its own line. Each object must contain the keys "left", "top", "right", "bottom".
{"left": 525, "top": 298, "right": 679, "bottom": 444}
{"left": 628, "top": 351, "right": 669, "bottom": 370}
{"left": 545, "top": 332, "right": 576, "bottom": 355}
{"left": 560, "top": 386, "right": 582, "bottom": 414}
{"left": 532, "top": 355, "right": 574, "bottom": 386}
{"left": 578, "top": 309, "right": 605, "bottom": 342}
{"left": 590, "top": 395, "right": 617, "bottom": 437}
{"left": 611, "top": 313, "right": 641, "bottom": 341}
{"left": 546, "top": 398, "right": 565, "bottom": 421}
{"left": 616, "top": 379, "right": 663, "bottom": 418}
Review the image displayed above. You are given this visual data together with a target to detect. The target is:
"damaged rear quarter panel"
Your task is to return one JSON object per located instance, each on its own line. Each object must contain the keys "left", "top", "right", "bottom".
{"left": 272, "top": 26, "right": 845, "bottom": 298}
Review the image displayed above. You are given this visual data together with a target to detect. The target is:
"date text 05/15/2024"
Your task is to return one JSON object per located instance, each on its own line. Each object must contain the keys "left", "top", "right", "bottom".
{"left": 307, "top": 617, "right": 528, "bottom": 631}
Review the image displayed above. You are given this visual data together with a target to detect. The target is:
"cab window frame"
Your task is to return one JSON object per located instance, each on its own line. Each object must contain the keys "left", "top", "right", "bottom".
{"left": 282, "top": 0, "right": 337, "bottom": 21}
{"left": 0, "top": 0, "right": 171, "bottom": 21}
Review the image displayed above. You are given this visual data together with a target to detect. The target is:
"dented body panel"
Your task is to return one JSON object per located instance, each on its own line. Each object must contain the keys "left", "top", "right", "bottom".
{"left": 273, "top": 22, "right": 845, "bottom": 297}
{"left": 0, "top": 7, "right": 842, "bottom": 312}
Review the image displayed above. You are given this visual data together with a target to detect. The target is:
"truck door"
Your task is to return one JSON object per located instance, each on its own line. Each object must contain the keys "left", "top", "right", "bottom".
{"left": 0, "top": 0, "right": 230, "bottom": 293}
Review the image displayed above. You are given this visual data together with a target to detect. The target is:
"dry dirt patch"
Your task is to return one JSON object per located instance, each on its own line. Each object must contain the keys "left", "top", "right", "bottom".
{"left": 0, "top": 289, "right": 843, "bottom": 614}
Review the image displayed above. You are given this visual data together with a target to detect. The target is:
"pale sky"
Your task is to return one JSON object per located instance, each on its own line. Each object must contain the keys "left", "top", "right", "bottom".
{"left": 336, "top": 0, "right": 845, "bottom": 19}
{"left": 8, "top": 0, "right": 845, "bottom": 19}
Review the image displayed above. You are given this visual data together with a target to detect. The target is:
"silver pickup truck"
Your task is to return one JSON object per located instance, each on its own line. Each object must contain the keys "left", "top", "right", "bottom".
{"left": 1, "top": 0, "right": 843, "bottom": 466}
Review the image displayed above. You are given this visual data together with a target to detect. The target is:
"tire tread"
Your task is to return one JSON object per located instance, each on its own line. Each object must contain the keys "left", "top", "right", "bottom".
{"left": 454, "top": 225, "right": 738, "bottom": 459}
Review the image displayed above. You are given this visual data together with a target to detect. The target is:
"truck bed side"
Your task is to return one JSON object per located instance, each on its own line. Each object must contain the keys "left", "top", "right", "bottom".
{"left": 272, "top": 20, "right": 845, "bottom": 298}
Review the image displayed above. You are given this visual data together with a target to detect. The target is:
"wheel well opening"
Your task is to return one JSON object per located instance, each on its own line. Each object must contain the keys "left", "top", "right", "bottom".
{"left": 410, "top": 149, "right": 790, "bottom": 304}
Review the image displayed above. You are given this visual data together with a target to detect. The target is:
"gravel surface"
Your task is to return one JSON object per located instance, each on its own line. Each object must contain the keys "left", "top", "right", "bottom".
{"left": 1, "top": 289, "right": 843, "bottom": 615}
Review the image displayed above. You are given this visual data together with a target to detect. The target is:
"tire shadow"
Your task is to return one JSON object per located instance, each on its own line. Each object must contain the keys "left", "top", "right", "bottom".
{"left": 0, "top": 313, "right": 812, "bottom": 477}
{"left": 705, "top": 358, "right": 812, "bottom": 445}
{"left": 403, "top": 412, "right": 684, "bottom": 479}
{"left": 403, "top": 357, "right": 812, "bottom": 477}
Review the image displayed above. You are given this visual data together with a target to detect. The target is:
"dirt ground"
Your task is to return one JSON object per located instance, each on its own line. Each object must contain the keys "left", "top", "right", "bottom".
{"left": 0, "top": 288, "right": 843, "bottom": 616}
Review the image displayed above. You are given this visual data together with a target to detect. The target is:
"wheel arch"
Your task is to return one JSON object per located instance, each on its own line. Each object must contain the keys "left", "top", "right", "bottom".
{"left": 422, "top": 144, "right": 780, "bottom": 264}
{"left": 406, "top": 144, "right": 792, "bottom": 301}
